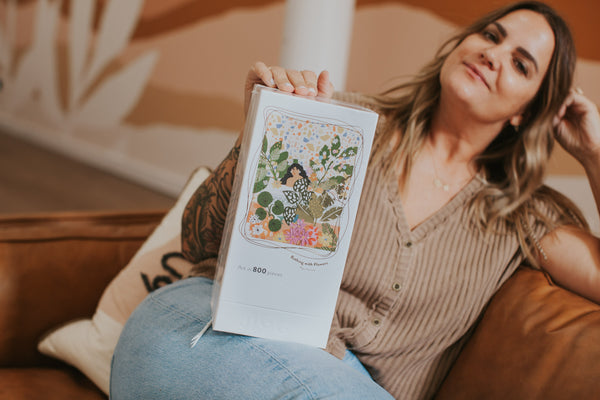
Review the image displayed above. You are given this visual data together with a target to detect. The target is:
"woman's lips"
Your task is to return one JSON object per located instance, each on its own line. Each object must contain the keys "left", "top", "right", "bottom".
{"left": 464, "top": 62, "right": 490, "bottom": 89}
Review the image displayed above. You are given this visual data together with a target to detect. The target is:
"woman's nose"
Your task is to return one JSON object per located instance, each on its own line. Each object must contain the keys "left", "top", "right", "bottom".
{"left": 479, "top": 49, "right": 498, "bottom": 70}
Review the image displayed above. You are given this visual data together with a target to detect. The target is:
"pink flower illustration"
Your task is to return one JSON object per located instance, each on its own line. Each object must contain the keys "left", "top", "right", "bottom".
{"left": 284, "top": 220, "right": 319, "bottom": 247}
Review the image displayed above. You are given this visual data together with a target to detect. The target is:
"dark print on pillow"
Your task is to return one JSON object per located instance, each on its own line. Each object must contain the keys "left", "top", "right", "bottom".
{"left": 141, "top": 252, "right": 186, "bottom": 292}
{"left": 242, "top": 107, "right": 364, "bottom": 256}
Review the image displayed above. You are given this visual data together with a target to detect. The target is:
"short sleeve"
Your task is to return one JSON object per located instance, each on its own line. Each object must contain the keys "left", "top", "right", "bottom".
{"left": 527, "top": 185, "right": 587, "bottom": 262}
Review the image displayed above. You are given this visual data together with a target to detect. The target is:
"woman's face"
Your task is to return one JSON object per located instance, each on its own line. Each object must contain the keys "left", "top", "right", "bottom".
{"left": 439, "top": 10, "right": 555, "bottom": 127}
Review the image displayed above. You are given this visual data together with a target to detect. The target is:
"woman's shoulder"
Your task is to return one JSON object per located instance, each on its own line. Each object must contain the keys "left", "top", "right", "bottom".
{"left": 528, "top": 185, "right": 588, "bottom": 230}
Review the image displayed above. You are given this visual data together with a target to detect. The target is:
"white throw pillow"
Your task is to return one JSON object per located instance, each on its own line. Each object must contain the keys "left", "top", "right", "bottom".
{"left": 38, "top": 166, "right": 210, "bottom": 395}
{"left": 38, "top": 310, "right": 122, "bottom": 394}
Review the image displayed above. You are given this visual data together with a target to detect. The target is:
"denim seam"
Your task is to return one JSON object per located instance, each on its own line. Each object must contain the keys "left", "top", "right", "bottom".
{"left": 147, "top": 292, "right": 211, "bottom": 324}
{"left": 141, "top": 279, "right": 317, "bottom": 398}
{"left": 240, "top": 336, "right": 318, "bottom": 400}
{"left": 144, "top": 297, "right": 316, "bottom": 398}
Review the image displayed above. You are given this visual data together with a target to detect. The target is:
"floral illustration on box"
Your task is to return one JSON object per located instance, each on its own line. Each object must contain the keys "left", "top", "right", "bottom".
{"left": 244, "top": 108, "right": 363, "bottom": 255}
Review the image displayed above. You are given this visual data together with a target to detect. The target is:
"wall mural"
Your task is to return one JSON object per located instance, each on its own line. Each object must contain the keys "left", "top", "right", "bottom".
{"left": 0, "top": 0, "right": 598, "bottom": 201}
{"left": 0, "top": 0, "right": 273, "bottom": 194}
{"left": 0, "top": 0, "right": 156, "bottom": 127}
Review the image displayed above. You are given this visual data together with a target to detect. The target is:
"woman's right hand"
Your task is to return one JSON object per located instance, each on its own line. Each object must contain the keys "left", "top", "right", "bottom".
{"left": 243, "top": 61, "right": 335, "bottom": 118}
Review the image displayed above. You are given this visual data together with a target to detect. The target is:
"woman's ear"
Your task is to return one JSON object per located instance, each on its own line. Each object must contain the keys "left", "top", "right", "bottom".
{"left": 509, "top": 114, "right": 523, "bottom": 130}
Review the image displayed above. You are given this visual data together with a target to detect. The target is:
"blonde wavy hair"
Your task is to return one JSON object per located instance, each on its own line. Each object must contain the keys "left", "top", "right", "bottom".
{"left": 371, "top": 1, "right": 587, "bottom": 266}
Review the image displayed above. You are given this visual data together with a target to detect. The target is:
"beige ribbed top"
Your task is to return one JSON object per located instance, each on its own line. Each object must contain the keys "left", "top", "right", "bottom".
{"left": 320, "top": 93, "right": 555, "bottom": 399}
{"left": 191, "top": 92, "right": 557, "bottom": 399}
{"left": 326, "top": 158, "right": 543, "bottom": 399}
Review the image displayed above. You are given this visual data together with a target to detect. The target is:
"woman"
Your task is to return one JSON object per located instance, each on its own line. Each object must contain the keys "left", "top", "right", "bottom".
{"left": 111, "top": 2, "right": 600, "bottom": 399}
{"left": 281, "top": 163, "right": 309, "bottom": 187}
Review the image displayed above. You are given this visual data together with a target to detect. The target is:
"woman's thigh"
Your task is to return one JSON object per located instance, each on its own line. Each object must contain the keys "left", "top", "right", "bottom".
{"left": 110, "top": 277, "right": 393, "bottom": 400}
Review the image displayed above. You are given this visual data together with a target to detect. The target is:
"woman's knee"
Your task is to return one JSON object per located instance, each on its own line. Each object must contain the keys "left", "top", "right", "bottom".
{"left": 110, "top": 277, "right": 393, "bottom": 399}
{"left": 110, "top": 278, "right": 214, "bottom": 398}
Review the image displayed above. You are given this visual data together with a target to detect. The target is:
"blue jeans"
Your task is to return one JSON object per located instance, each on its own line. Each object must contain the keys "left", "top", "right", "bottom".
{"left": 110, "top": 277, "right": 394, "bottom": 399}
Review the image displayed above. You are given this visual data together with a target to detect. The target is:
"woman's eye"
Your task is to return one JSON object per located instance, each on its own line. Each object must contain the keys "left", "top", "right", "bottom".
{"left": 513, "top": 58, "right": 528, "bottom": 76}
{"left": 482, "top": 30, "right": 498, "bottom": 43}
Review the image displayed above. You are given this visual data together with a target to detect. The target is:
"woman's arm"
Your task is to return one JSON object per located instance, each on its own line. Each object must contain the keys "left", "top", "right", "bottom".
{"left": 181, "top": 139, "right": 242, "bottom": 263}
{"left": 181, "top": 62, "right": 334, "bottom": 263}
{"left": 539, "top": 88, "right": 600, "bottom": 303}
{"left": 540, "top": 226, "right": 600, "bottom": 303}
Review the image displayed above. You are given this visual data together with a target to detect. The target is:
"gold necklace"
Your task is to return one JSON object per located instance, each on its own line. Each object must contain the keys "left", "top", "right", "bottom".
{"left": 427, "top": 142, "right": 472, "bottom": 193}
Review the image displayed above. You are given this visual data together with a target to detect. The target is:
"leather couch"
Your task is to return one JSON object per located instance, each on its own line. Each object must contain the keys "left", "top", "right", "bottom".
{"left": 1, "top": 210, "right": 599, "bottom": 399}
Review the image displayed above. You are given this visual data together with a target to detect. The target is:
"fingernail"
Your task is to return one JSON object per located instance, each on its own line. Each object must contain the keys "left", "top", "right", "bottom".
{"left": 268, "top": 78, "right": 275, "bottom": 86}
{"left": 282, "top": 83, "right": 293, "bottom": 90}
{"left": 308, "top": 87, "right": 316, "bottom": 95}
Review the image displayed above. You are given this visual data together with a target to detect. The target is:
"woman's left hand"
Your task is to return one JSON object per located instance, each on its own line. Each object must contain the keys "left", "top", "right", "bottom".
{"left": 553, "top": 88, "right": 600, "bottom": 168}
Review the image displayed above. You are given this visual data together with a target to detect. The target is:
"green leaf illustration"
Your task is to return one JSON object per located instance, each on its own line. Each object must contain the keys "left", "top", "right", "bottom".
{"left": 331, "top": 135, "right": 341, "bottom": 156}
{"left": 319, "top": 145, "right": 331, "bottom": 166}
{"left": 257, "top": 191, "right": 273, "bottom": 207}
{"left": 319, "top": 176, "right": 346, "bottom": 191}
{"left": 277, "top": 150, "right": 289, "bottom": 163}
{"left": 256, "top": 208, "right": 267, "bottom": 220}
{"left": 322, "top": 222, "right": 338, "bottom": 247}
{"left": 270, "top": 141, "right": 283, "bottom": 161}
{"left": 321, "top": 206, "right": 343, "bottom": 222}
{"left": 272, "top": 200, "right": 284, "bottom": 215}
{"left": 301, "top": 190, "right": 312, "bottom": 204}
{"left": 340, "top": 164, "right": 354, "bottom": 176}
{"left": 283, "top": 206, "right": 297, "bottom": 224}
{"left": 283, "top": 190, "right": 300, "bottom": 205}
{"left": 255, "top": 163, "right": 268, "bottom": 182}
{"left": 268, "top": 218, "right": 282, "bottom": 232}
{"left": 332, "top": 135, "right": 341, "bottom": 150}
{"left": 293, "top": 178, "right": 309, "bottom": 192}
{"left": 321, "top": 192, "right": 334, "bottom": 208}
{"left": 253, "top": 179, "right": 267, "bottom": 193}
{"left": 322, "top": 222, "right": 338, "bottom": 248}
{"left": 308, "top": 193, "right": 324, "bottom": 219}
{"left": 322, "top": 223, "right": 334, "bottom": 236}
{"left": 276, "top": 160, "right": 289, "bottom": 179}
{"left": 296, "top": 204, "right": 315, "bottom": 224}
{"left": 340, "top": 147, "right": 358, "bottom": 158}
{"left": 262, "top": 136, "right": 268, "bottom": 153}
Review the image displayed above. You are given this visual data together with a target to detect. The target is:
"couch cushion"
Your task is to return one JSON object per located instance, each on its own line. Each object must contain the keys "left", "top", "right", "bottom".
{"left": 0, "top": 210, "right": 164, "bottom": 367}
{"left": 37, "top": 166, "right": 209, "bottom": 395}
{"left": 435, "top": 267, "right": 600, "bottom": 399}
{"left": 0, "top": 368, "right": 106, "bottom": 399}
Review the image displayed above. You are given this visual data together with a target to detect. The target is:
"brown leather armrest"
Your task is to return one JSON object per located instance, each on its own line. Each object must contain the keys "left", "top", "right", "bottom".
{"left": 0, "top": 368, "right": 106, "bottom": 400}
{"left": 0, "top": 210, "right": 165, "bottom": 367}
{"left": 436, "top": 267, "right": 600, "bottom": 400}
